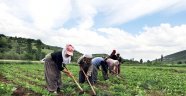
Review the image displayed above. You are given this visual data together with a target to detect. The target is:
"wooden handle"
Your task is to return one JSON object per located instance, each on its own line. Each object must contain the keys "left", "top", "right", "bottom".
{"left": 81, "top": 67, "right": 96, "bottom": 95}
{"left": 71, "top": 75, "right": 84, "bottom": 91}
{"left": 64, "top": 67, "right": 84, "bottom": 91}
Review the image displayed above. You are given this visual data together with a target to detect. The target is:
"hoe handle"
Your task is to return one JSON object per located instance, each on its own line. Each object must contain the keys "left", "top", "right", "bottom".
{"left": 80, "top": 67, "right": 96, "bottom": 95}
{"left": 64, "top": 67, "right": 84, "bottom": 91}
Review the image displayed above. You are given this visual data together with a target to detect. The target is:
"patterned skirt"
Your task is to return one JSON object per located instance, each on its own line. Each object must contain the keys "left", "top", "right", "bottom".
{"left": 44, "top": 57, "right": 62, "bottom": 92}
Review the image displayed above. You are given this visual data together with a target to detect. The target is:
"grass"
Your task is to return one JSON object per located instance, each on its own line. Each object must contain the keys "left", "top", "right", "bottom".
{"left": 0, "top": 63, "right": 186, "bottom": 96}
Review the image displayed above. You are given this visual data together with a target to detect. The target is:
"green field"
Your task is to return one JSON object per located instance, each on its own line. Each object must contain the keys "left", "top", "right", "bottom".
{"left": 0, "top": 63, "right": 186, "bottom": 96}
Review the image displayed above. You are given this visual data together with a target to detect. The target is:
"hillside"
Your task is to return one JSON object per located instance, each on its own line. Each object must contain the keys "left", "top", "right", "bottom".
{"left": 0, "top": 34, "right": 129, "bottom": 63}
{"left": 0, "top": 34, "right": 82, "bottom": 62}
{"left": 92, "top": 53, "right": 109, "bottom": 58}
{"left": 163, "top": 50, "right": 186, "bottom": 63}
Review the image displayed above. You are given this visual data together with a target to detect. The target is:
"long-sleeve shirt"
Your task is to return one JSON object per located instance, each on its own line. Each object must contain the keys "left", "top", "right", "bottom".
{"left": 45, "top": 49, "right": 71, "bottom": 71}
{"left": 91, "top": 57, "right": 104, "bottom": 67}
{"left": 77, "top": 56, "right": 93, "bottom": 76}
{"left": 109, "top": 55, "right": 118, "bottom": 60}
{"left": 106, "top": 58, "right": 119, "bottom": 67}
{"left": 50, "top": 51, "right": 65, "bottom": 71}
{"left": 91, "top": 57, "right": 108, "bottom": 73}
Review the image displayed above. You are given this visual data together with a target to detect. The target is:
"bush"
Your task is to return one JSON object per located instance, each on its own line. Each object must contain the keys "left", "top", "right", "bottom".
{"left": 184, "top": 61, "right": 186, "bottom": 64}
{"left": 177, "top": 61, "right": 182, "bottom": 64}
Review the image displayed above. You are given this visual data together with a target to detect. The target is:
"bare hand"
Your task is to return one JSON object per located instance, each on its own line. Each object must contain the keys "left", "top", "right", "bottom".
{"left": 67, "top": 72, "right": 73, "bottom": 78}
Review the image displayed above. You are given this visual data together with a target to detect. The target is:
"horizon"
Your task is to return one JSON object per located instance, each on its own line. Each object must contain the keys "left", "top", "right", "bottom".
{"left": 2, "top": 33, "right": 185, "bottom": 62}
{"left": 0, "top": 0, "right": 186, "bottom": 61}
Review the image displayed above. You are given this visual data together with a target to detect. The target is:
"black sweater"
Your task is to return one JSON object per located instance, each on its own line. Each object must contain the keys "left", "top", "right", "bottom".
{"left": 51, "top": 51, "right": 65, "bottom": 71}
{"left": 109, "top": 55, "right": 117, "bottom": 60}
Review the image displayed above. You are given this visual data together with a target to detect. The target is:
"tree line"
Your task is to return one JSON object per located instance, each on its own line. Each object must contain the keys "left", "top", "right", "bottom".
{"left": 0, "top": 34, "right": 59, "bottom": 60}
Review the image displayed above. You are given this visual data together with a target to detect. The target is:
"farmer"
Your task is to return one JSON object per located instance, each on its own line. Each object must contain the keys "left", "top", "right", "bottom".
{"left": 44, "top": 44, "right": 74, "bottom": 94}
{"left": 77, "top": 54, "right": 94, "bottom": 84}
{"left": 105, "top": 58, "right": 119, "bottom": 75}
{"left": 91, "top": 57, "right": 109, "bottom": 83}
{"left": 109, "top": 50, "right": 117, "bottom": 60}
{"left": 116, "top": 53, "right": 122, "bottom": 74}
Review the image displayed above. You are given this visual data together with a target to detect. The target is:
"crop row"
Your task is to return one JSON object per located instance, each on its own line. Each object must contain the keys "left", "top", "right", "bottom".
{"left": 0, "top": 63, "right": 186, "bottom": 96}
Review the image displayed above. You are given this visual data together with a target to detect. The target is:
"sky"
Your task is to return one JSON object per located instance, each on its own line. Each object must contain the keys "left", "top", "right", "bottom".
{"left": 0, "top": 0, "right": 186, "bottom": 61}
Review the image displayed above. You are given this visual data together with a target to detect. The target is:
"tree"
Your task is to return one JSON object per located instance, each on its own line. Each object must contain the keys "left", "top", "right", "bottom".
{"left": 27, "top": 39, "right": 32, "bottom": 53}
{"left": 0, "top": 37, "right": 9, "bottom": 53}
{"left": 147, "top": 60, "right": 151, "bottom": 64}
{"left": 155, "top": 59, "right": 158, "bottom": 62}
{"left": 160, "top": 54, "right": 163, "bottom": 62}
{"left": 177, "top": 61, "right": 182, "bottom": 64}
{"left": 140, "top": 59, "right": 143, "bottom": 64}
{"left": 25, "top": 39, "right": 33, "bottom": 60}
{"left": 16, "top": 44, "right": 21, "bottom": 54}
{"left": 0, "top": 34, "right": 5, "bottom": 37}
{"left": 36, "top": 39, "right": 42, "bottom": 60}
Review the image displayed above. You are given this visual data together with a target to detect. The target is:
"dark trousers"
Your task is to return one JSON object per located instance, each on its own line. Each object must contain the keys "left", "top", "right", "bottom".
{"left": 100, "top": 61, "right": 109, "bottom": 80}
{"left": 79, "top": 71, "right": 93, "bottom": 84}
{"left": 92, "top": 61, "right": 109, "bottom": 83}
{"left": 118, "top": 63, "right": 121, "bottom": 74}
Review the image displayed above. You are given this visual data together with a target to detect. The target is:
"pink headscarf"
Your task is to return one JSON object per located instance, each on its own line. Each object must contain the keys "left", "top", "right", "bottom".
{"left": 65, "top": 44, "right": 74, "bottom": 56}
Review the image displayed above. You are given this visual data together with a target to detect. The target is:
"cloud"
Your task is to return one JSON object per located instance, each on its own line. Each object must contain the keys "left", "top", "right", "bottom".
{"left": 134, "top": 24, "right": 186, "bottom": 60}
{"left": 1, "top": 0, "right": 185, "bottom": 29}
{"left": 101, "top": 0, "right": 183, "bottom": 25}
{"left": 28, "top": 0, "right": 72, "bottom": 30}
{"left": 39, "top": 24, "right": 186, "bottom": 61}
{"left": 166, "top": 0, "right": 186, "bottom": 14}
{"left": 0, "top": 0, "right": 186, "bottom": 61}
{"left": 74, "top": 0, "right": 97, "bottom": 29}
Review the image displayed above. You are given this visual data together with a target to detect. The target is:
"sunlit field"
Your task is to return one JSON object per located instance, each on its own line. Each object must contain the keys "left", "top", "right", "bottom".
{"left": 0, "top": 62, "right": 186, "bottom": 96}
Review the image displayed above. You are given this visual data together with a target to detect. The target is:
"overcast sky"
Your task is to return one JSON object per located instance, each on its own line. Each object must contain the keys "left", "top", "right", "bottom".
{"left": 0, "top": 0, "right": 186, "bottom": 61}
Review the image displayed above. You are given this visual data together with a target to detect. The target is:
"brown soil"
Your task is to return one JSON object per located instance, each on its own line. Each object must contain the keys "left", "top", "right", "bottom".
{"left": 12, "top": 87, "right": 41, "bottom": 96}
{"left": 0, "top": 73, "right": 9, "bottom": 83}
{"left": 0, "top": 73, "right": 42, "bottom": 96}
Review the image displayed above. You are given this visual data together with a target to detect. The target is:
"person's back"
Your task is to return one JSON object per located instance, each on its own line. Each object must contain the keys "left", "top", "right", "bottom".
{"left": 106, "top": 58, "right": 119, "bottom": 74}
{"left": 91, "top": 57, "right": 109, "bottom": 82}
{"left": 91, "top": 57, "right": 104, "bottom": 67}
{"left": 106, "top": 58, "right": 119, "bottom": 66}
{"left": 77, "top": 54, "right": 93, "bottom": 84}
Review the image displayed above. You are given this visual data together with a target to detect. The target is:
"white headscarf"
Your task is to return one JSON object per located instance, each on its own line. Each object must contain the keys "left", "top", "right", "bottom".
{"left": 77, "top": 54, "right": 92, "bottom": 64}
{"left": 83, "top": 54, "right": 92, "bottom": 58}
{"left": 62, "top": 48, "right": 71, "bottom": 64}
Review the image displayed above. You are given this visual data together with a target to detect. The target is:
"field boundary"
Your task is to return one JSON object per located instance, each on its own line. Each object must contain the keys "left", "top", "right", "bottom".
{"left": 0, "top": 59, "right": 43, "bottom": 64}
{"left": 123, "top": 64, "right": 186, "bottom": 67}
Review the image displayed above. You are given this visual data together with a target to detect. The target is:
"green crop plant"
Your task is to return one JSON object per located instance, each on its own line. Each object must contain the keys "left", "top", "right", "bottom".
{"left": 0, "top": 82, "right": 16, "bottom": 96}
{"left": 0, "top": 63, "right": 186, "bottom": 95}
